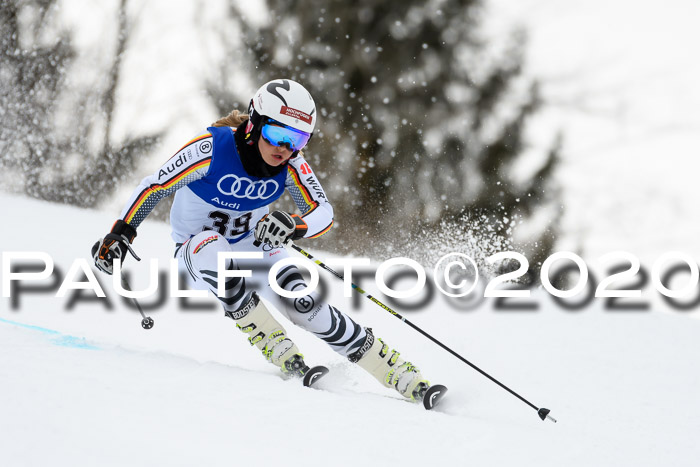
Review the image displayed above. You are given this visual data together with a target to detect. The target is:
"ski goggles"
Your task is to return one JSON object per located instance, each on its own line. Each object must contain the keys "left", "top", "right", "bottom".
{"left": 260, "top": 120, "right": 311, "bottom": 152}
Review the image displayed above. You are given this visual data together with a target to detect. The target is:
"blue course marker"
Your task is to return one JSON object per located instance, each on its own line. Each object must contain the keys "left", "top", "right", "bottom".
{"left": 0, "top": 317, "right": 99, "bottom": 350}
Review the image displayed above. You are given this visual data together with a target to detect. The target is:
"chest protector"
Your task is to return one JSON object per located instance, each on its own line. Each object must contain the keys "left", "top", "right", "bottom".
{"left": 188, "top": 126, "right": 287, "bottom": 211}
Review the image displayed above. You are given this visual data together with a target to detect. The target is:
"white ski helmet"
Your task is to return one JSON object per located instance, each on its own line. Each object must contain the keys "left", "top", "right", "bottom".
{"left": 245, "top": 79, "right": 316, "bottom": 152}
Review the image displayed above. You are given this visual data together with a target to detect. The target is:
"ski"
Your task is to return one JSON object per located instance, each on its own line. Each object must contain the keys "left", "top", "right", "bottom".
{"left": 302, "top": 365, "right": 329, "bottom": 387}
{"left": 296, "top": 366, "right": 446, "bottom": 408}
{"left": 283, "top": 355, "right": 328, "bottom": 388}
{"left": 422, "top": 384, "right": 448, "bottom": 410}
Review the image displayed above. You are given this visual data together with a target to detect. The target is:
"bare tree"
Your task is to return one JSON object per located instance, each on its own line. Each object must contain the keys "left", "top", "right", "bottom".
{"left": 0, "top": 0, "right": 160, "bottom": 207}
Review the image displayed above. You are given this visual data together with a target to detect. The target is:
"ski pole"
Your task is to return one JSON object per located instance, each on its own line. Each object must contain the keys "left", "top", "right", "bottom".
{"left": 289, "top": 242, "right": 556, "bottom": 423}
{"left": 114, "top": 238, "right": 153, "bottom": 330}
{"left": 120, "top": 272, "right": 154, "bottom": 330}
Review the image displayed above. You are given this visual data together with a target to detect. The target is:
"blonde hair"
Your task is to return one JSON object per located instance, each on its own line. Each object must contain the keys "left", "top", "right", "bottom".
{"left": 212, "top": 109, "right": 248, "bottom": 127}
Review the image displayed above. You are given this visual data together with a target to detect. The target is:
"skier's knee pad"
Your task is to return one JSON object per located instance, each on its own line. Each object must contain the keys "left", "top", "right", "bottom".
{"left": 226, "top": 292, "right": 300, "bottom": 368}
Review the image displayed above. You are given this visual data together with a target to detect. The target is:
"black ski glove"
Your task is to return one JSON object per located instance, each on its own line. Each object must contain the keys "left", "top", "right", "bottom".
{"left": 92, "top": 220, "right": 139, "bottom": 275}
{"left": 254, "top": 211, "right": 308, "bottom": 247}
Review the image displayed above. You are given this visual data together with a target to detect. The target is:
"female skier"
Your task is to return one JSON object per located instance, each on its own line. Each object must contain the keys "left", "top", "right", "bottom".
{"left": 92, "top": 79, "right": 431, "bottom": 401}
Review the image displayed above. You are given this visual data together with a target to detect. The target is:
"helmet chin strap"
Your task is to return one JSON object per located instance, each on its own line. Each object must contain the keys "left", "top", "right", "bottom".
{"left": 245, "top": 99, "right": 262, "bottom": 144}
{"left": 245, "top": 124, "right": 262, "bottom": 147}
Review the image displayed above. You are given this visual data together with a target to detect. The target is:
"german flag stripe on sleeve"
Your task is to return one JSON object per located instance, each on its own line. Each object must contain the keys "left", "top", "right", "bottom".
{"left": 287, "top": 164, "right": 315, "bottom": 207}
{"left": 301, "top": 201, "right": 320, "bottom": 217}
{"left": 123, "top": 157, "right": 211, "bottom": 223}
{"left": 308, "top": 220, "right": 334, "bottom": 238}
{"left": 172, "top": 133, "right": 212, "bottom": 159}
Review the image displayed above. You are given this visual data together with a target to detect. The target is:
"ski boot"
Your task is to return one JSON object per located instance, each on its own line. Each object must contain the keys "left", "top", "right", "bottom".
{"left": 226, "top": 292, "right": 328, "bottom": 386}
{"left": 227, "top": 292, "right": 301, "bottom": 370}
{"left": 349, "top": 328, "right": 430, "bottom": 401}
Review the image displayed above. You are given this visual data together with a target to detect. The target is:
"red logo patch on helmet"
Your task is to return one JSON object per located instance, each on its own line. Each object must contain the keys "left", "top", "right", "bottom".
{"left": 280, "top": 106, "right": 313, "bottom": 125}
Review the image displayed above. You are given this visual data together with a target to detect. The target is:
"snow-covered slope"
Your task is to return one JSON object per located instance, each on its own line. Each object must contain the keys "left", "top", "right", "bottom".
{"left": 1, "top": 193, "right": 699, "bottom": 466}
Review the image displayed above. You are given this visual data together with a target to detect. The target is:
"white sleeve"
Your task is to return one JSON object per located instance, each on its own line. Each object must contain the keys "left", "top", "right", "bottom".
{"left": 284, "top": 155, "right": 334, "bottom": 238}
{"left": 119, "top": 131, "right": 214, "bottom": 228}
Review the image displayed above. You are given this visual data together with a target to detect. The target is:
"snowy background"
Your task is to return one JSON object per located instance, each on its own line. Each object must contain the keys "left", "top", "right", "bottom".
{"left": 3, "top": 0, "right": 700, "bottom": 466}
{"left": 488, "top": 0, "right": 700, "bottom": 263}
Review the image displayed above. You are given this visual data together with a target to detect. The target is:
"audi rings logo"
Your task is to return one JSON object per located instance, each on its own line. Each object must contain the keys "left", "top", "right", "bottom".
{"left": 217, "top": 175, "right": 279, "bottom": 199}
